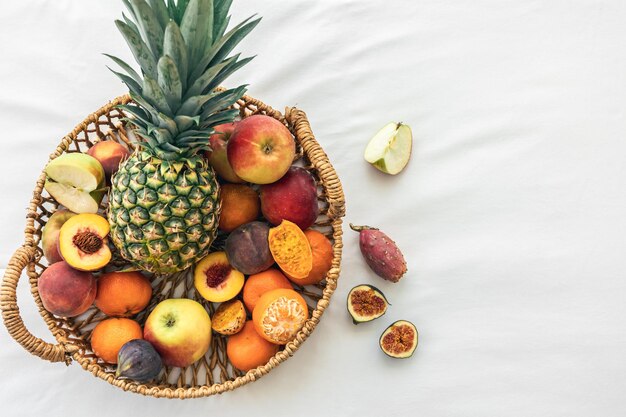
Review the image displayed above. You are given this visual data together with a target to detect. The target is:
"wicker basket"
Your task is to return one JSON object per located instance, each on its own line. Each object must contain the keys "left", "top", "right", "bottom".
{"left": 0, "top": 93, "right": 345, "bottom": 399}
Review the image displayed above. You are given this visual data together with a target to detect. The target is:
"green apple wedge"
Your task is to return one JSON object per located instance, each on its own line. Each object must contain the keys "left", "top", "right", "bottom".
{"left": 364, "top": 122, "right": 413, "bottom": 175}
{"left": 44, "top": 153, "right": 107, "bottom": 213}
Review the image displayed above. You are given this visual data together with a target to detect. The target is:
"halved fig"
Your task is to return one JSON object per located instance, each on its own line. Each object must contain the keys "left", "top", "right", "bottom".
{"left": 379, "top": 320, "right": 418, "bottom": 359}
{"left": 347, "top": 284, "right": 389, "bottom": 324}
{"left": 58, "top": 213, "right": 111, "bottom": 271}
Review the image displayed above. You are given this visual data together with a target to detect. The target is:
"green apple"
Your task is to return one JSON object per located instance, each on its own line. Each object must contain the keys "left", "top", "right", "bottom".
{"left": 364, "top": 122, "right": 412, "bottom": 175}
{"left": 143, "top": 299, "right": 212, "bottom": 368}
{"left": 44, "top": 153, "right": 106, "bottom": 213}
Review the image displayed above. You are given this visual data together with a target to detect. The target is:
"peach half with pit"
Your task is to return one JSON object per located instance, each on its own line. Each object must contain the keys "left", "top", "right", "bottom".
{"left": 58, "top": 213, "right": 111, "bottom": 271}
{"left": 194, "top": 252, "right": 245, "bottom": 303}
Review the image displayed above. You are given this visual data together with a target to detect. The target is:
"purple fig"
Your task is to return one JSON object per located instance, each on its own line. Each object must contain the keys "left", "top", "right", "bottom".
{"left": 350, "top": 223, "right": 407, "bottom": 283}
{"left": 116, "top": 339, "right": 162, "bottom": 382}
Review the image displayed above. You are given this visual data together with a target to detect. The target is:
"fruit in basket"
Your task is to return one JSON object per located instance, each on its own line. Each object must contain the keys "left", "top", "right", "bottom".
{"left": 95, "top": 271, "right": 152, "bottom": 317}
{"left": 105, "top": 0, "right": 260, "bottom": 274}
{"left": 260, "top": 166, "right": 319, "bottom": 230}
{"left": 206, "top": 122, "right": 244, "bottom": 183}
{"left": 58, "top": 213, "right": 111, "bottom": 271}
{"left": 116, "top": 339, "right": 163, "bottom": 382}
{"left": 364, "top": 122, "right": 412, "bottom": 175}
{"left": 91, "top": 317, "right": 143, "bottom": 364}
{"left": 211, "top": 300, "right": 246, "bottom": 335}
{"left": 194, "top": 251, "right": 245, "bottom": 302}
{"left": 268, "top": 220, "right": 312, "bottom": 279}
{"left": 41, "top": 209, "right": 76, "bottom": 264}
{"left": 87, "top": 141, "right": 131, "bottom": 178}
{"left": 143, "top": 298, "right": 211, "bottom": 367}
{"left": 218, "top": 184, "right": 260, "bottom": 232}
{"left": 347, "top": 284, "right": 389, "bottom": 324}
{"left": 252, "top": 288, "right": 309, "bottom": 344}
{"left": 227, "top": 321, "right": 279, "bottom": 372}
{"left": 37, "top": 261, "right": 97, "bottom": 317}
{"left": 44, "top": 153, "right": 106, "bottom": 214}
{"left": 350, "top": 223, "right": 407, "bottom": 283}
{"left": 286, "top": 229, "right": 333, "bottom": 285}
{"left": 224, "top": 221, "right": 274, "bottom": 275}
{"left": 379, "top": 320, "right": 418, "bottom": 359}
{"left": 243, "top": 268, "right": 292, "bottom": 312}
{"left": 227, "top": 115, "right": 296, "bottom": 184}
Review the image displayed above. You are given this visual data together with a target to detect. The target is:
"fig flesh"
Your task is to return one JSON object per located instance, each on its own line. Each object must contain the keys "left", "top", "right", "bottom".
{"left": 347, "top": 284, "right": 389, "bottom": 324}
{"left": 379, "top": 320, "right": 418, "bottom": 359}
{"left": 116, "top": 339, "right": 163, "bottom": 382}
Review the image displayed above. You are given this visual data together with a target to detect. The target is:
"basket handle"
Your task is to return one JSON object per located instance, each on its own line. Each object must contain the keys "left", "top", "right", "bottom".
{"left": 1, "top": 246, "right": 75, "bottom": 363}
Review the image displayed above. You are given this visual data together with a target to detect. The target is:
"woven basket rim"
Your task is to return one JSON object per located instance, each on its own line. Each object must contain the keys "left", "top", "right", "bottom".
{"left": 1, "top": 93, "right": 346, "bottom": 399}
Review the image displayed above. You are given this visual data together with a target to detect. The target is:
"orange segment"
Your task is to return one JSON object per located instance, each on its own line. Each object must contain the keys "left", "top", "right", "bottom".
{"left": 268, "top": 220, "right": 312, "bottom": 279}
{"left": 252, "top": 288, "right": 309, "bottom": 345}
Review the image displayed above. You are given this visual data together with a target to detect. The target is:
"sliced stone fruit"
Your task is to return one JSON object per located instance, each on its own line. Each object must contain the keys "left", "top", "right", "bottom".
{"left": 41, "top": 209, "right": 76, "bottom": 264}
{"left": 379, "top": 320, "right": 418, "bottom": 359}
{"left": 116, "top": 339, "right": 163, "bottom": 382}
{"left": 44, "top": 153, "right": 107, "bottom": 213}
{"left": 58, "top": 213, "right": 111, "bottom": 271}
{"left": 364, "top": 122, "right": 412, "bottom": 175}
{"left": 194, "top": 252, "right": 245, "bottom": 302}
{"left": 347, "top": 284, "right": 389, "bottom": 324}
{"left": 211, "top": 299, "right": 246, "bottom": 335}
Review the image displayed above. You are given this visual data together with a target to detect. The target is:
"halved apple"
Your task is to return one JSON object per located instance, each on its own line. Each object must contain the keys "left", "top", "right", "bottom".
{"left": 58, "top": 213, "right": 111, "bottom": 271}
{"left": 44, "top": 153, "right": 106, "bottom": 213}
{"left": 364, "top": 122, "right": 413, "bottom": 175}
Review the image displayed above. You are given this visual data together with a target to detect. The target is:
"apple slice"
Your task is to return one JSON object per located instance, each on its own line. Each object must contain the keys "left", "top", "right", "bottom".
{"left": 44, "top": 153, "right": 106, "bottom": 213}
{"left": 364, "top": 122, "right": 413, "bottom": 175}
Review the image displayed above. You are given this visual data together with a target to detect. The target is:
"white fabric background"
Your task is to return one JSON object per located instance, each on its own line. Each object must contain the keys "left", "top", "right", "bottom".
{"left": 1, "top": 0, "right": 626, "bottom": 415}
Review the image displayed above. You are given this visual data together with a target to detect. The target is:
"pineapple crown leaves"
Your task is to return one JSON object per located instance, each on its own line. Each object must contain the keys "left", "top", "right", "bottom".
{"left": 108, "top": 0, "right": 260, "bottom": 160}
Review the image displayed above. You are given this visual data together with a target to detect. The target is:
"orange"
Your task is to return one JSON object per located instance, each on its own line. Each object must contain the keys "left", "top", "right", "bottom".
{"left": 268, "top": 220, "right": 312, "bottom": 279}
{"left": 243, "top": 268, "right": 293, "bottom": 313}
{"left": 95, "top": 271, "right": 152, "bottom": 317}
{"left": 286, "top": 230, "right": 333, "bottom": 285}
{"left": 90, "top": 317, "right": 143, "bottom": 364}
{"left": 227, "top": 321, "right": 278, "bottom": 372}
{"left": 218, "top": 184, "right": 260, "bottom": 232}
{"left": 252, "top": 288, "right": 309, "bottom": 345}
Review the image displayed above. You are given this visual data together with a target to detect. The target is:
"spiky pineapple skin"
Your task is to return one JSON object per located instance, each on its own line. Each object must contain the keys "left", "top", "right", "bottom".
{"left": 108, "top": 150, "right": 221, "bottom": 274}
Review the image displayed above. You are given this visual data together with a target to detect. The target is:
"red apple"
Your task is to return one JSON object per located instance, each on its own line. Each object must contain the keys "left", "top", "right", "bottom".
{"left": 143, "top": 299, "right": 211, "bottom": 368}
{"left": 206, "top": 122, "right": 244, "bottom": 183}
{"left": 227, "top": 115, "right": 295, "bottom": 184}
{"left": 260, "top": 166, "right": 319, "bottom": 230}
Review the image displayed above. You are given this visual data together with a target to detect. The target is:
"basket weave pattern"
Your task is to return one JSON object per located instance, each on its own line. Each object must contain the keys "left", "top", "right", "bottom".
{"left": 0, "top": 94, "right": 345, "bottom": 398}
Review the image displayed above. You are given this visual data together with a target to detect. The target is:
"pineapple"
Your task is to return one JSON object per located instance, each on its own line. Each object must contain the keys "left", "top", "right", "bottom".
{"left": 106, "top": 0, "right": 259, "bottom": 274}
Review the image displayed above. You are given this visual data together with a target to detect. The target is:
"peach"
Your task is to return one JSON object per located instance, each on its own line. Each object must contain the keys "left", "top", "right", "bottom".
{"left": 206, "top": 122, "right": 244, "bottom": 183}
{"left": 87, "top": 141, "right": 131, "bottom": 178}
{"left": 194, "top": 252, "right": 245, "bottom": 302}
{"left": 227, "top": 115, "right": 295, "bottom": 184}
{"left": 58, "top": 213, "right": 111, "bottom": 271}
{"left": 38, "top": 261, "right": 97, "bottom": 317}
{"left": 219, "top": 184, "right": 260, "bottom": 232}
{"left": 41, "top": 209, "right": 76, "bottom": 264}
{"left": 260, "top": 166, "right": 319, "bottom": 230}
{"left": 144, "top": 298, "right": 211, "bottom": 368}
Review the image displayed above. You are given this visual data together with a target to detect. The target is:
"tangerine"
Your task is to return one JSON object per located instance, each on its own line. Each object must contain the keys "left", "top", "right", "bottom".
{"left": 243, "top": 268, "right": 293, "bottom": 313}
{"left": 227, "top": 321, "right": 279, "bottom": 372}
{"left": 252, "top": 288, "right": 309, "bottom": 345}
{"left": 95, "top": 271, "right": 152, "bottom": 316}
{"left": 91, "top": 317, "right": 143, "bottom": 364}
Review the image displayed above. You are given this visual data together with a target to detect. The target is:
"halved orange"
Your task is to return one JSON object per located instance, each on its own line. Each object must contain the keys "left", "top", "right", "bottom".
{"left": 252, "top": 288, "right": 309, "bottom": 345}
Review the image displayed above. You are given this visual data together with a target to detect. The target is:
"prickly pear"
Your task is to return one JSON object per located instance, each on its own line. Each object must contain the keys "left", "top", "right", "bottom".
{"left": 350, "top": 223, "right": 407, "bottom": 283}
{"left": 116, "top": 339, "right": 163, "bottom": 382}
